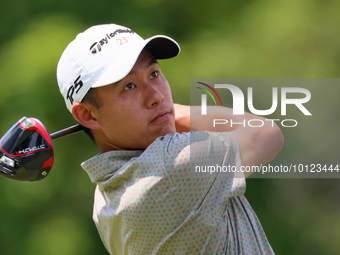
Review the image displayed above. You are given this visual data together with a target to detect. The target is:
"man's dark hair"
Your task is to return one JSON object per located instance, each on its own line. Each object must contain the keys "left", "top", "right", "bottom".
{"left": 81, "top": 88, "right": 102, "bottom": 144}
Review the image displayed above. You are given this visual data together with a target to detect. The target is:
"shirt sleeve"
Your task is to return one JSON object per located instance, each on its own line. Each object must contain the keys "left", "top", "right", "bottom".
{"left": 162, "top": 131, "right": 246, "bottom": 223}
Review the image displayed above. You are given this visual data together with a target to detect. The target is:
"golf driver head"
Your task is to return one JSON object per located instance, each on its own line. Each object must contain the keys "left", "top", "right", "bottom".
{"left": 0, "top": 117, "right": 54, "bottom": 182}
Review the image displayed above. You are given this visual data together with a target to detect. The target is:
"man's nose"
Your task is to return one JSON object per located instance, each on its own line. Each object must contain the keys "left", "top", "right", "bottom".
{"left": 144, "top": 83, "right": 164, "bottom": 108}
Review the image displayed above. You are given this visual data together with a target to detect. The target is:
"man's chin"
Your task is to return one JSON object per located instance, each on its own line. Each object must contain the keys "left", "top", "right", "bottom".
{"left": 149, "top": 126, "right": 176, "bottom": 143}
{"left": 161, "top": 125, "right": 177, "bottom": 136}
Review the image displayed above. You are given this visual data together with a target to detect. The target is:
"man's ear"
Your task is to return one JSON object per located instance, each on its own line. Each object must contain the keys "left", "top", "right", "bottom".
{"left": 72, "top": 103, "right": 101, "bottom": 129}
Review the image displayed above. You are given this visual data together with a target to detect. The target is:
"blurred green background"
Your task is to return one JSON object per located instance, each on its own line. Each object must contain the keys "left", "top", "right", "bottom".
{"left": 0, "top": 0, "right": 339, "bottom": 254}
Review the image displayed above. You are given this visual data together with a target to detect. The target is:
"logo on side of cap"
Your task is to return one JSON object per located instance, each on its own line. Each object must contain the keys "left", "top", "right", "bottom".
{"left": 66, "top": 75, "right": 84, "bottom": 105}
{"left": 89, "top": 28, "right": 135, "bottom": 54}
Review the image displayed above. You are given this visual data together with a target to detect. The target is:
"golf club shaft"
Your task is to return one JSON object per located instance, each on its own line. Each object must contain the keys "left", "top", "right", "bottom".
{"left": 50, "top": 124, "right": 84, "bottom": 140}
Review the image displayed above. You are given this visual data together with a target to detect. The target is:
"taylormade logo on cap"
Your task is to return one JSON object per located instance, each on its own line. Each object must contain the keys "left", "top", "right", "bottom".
{"left": 89, "top": 29, "right": 135, "bottom": 54}
{"left": 56, "top": 23, "right": 180, "bottom": 113}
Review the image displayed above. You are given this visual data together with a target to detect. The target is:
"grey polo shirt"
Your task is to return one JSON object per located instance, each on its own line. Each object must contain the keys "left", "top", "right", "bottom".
{"left": 82, "top": 131, "right": 274, "bottom": 255}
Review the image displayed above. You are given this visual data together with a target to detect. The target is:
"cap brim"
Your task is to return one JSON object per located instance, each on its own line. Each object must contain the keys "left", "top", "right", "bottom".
{"left": 91, "top": 35, "right": 180, "bottom": 89}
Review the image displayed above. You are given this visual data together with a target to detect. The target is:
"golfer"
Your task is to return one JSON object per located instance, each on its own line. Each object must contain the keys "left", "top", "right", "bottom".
{"left": 57, "top": 23, "right": 284, "bottom": 255}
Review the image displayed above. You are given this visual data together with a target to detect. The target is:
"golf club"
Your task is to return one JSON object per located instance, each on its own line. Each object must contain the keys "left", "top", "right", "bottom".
{"left": 0, "top": 117, "right": 83, "bottom": 182}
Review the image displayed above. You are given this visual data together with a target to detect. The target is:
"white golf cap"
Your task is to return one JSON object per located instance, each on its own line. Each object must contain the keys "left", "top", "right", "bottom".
{"left": 57, "top": 23, "right": 180, "bottom": 112}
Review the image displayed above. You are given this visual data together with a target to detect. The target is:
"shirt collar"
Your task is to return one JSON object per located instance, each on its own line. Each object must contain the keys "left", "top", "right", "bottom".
{"left": 81, "top": 150, "right": 143, "bottom": 183}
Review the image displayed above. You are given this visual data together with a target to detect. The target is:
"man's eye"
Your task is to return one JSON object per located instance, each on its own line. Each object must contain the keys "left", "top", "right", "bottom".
{"left": 151, "top": 71, "right": 158, "bottom": 78}
{"left": 124, "top": 83, "right": 135, "bottom": 90}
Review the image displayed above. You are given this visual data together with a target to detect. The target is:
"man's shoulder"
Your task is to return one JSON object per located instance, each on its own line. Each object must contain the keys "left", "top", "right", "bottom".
{"left": 151, "top": 131, "right": 205, "bottom": 148}
{"left": 151, "top": 131, "right": 237, "bottom": 148}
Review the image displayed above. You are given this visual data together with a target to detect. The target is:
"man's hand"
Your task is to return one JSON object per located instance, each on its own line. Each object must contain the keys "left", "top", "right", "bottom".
{"left": 174, "top": 104, "right": 284, "bottom": 178}
{"left": 174, "top": 103, "right": 191, "bottom": 133}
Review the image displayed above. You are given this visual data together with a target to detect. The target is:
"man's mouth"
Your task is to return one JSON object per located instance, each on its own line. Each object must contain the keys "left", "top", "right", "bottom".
{"left": 151, "top": 111, "right": 171, "bottom": 123}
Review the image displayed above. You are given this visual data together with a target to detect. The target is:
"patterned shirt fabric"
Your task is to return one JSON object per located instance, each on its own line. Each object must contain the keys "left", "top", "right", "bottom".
{"left": 81, "top": 131, "right": 274, "bottom": 255}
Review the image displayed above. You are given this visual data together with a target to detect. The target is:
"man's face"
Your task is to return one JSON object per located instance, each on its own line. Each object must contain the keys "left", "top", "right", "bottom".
{"left": 91, "top": 50, "right": 176, "bottom": 150}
